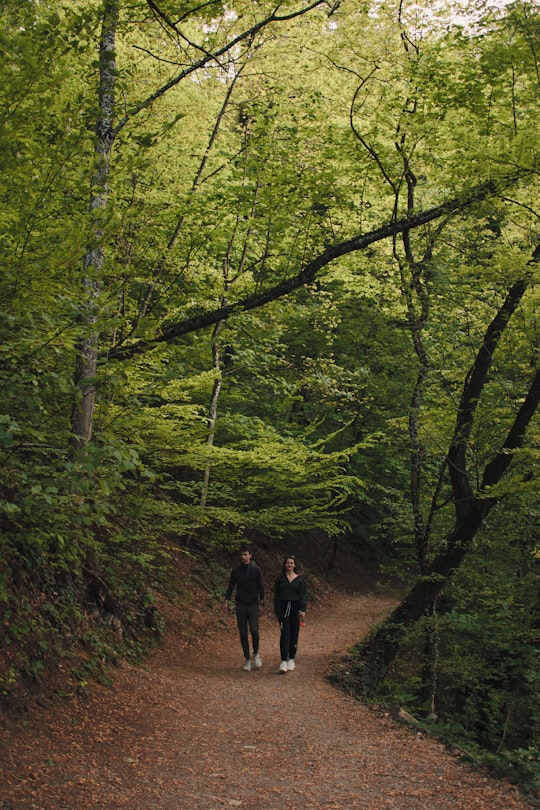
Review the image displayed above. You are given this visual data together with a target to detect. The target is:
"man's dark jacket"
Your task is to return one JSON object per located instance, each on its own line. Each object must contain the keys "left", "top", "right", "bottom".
{"left": 225, "top": 562, "right": 264, "bottom": 605}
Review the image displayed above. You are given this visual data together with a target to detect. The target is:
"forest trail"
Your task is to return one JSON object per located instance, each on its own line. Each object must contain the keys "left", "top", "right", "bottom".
{"left": 0, "top": 590, "right": 535, "bottom": 810}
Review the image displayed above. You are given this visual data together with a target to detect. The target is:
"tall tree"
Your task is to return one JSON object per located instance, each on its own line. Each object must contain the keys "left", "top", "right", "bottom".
{"left": 349, "top": 269, "right": 539, "bottom": 693}
{"left": 69, "top": 0, "right": 329, "bottom": 448}
{"left": 71, "top": 0, "right": 119, "bottom": 450}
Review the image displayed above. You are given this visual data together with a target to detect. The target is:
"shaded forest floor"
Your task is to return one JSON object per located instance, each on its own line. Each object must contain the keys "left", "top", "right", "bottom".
{"left": 0, "top": 584, "right": 536, "bottom": 810}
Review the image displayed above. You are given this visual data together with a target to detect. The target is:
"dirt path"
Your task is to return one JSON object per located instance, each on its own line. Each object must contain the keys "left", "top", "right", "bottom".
{"left": 0, "top": 592, "right": 535, "bottom": 810}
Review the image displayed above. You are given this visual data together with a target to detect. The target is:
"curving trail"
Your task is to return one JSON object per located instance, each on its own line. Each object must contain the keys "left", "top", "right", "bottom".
{"left": 0, "top": 592, "right": 535, "bottom": 810}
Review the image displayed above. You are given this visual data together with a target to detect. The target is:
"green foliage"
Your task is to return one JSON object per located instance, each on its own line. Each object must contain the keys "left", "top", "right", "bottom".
{"left": 0, "top": 1, "right": 539, "bottom": 795}
{"left": 423, "top": 596, "right": 540, "bottom": 793}
{"left": 368, "top": 511, "right": 540, "bottom": 792}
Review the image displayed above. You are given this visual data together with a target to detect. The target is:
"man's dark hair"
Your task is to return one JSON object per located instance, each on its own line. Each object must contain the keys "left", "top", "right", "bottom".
{"left": 239, "top": 544, "right": 252, "bottom": 554}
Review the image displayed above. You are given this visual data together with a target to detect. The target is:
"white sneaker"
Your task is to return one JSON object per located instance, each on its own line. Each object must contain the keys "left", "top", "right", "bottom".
{"left": 254, "top": 653, "right": 262, "bottom": 668}
{"left": 287, "top": 659, "right": 295, "bottom": 671}
{"left": 279, "top": 660, "right": 288, "bottom": 673}
{"left": 243, "top": 659, "right": 252, "bottom": 671}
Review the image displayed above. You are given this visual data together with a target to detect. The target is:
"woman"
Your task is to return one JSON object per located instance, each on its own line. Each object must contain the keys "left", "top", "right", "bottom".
{"left": 273, "top": 556, "right": 307, "bottom": 673}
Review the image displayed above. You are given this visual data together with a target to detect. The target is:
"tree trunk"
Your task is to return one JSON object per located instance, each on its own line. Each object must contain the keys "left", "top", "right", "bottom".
{"left": 70, "top": 0, "right": 118, "bottom": 450}
{"left": 200, "top": 318, "right": 224, "bottom": 509}
{"left": 420, "top": 598, "right": 439, "bottom": 716}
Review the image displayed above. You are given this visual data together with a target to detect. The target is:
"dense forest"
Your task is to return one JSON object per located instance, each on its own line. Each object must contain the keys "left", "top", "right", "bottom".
{"left": 1, "top": 0, "right": 539, "bottom": 794}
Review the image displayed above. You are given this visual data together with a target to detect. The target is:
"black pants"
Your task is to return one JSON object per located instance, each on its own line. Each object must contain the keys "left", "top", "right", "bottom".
{"left": 235, "top": 602, "right": 260, "bottom": 659}
{"left": 278, "top": 605, "right": 300, "bottom": 661}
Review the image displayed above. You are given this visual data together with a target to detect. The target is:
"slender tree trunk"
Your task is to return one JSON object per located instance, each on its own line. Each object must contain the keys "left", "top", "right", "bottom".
{"left": 199, "top": 128, "right": 260, "bottom": 507}
{"left": 392, "top": 66, "right": 440, "bottom": 703}
{"left": 420, "top": 598, "right": 439, "bottom": 715}
{"left": 70, "top": 0, "right": 118, "bottom": 450}
{"left": 200, "top": 318, "right": 224, "bottom": 509}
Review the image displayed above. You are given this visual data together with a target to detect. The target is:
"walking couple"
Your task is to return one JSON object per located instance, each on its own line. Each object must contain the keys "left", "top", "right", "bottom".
{"left": 223, "top": 545, "right": 307, "bottom": 674}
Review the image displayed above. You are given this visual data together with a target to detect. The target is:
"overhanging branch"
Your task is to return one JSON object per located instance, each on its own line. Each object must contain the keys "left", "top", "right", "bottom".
{"left": 106, "top": 169, "right": 532, "bottom": 362}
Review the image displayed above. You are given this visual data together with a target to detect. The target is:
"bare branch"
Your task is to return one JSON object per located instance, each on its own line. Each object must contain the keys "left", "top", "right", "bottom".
{"left": 114, "top": 0, "right": 328, "bottom": 137}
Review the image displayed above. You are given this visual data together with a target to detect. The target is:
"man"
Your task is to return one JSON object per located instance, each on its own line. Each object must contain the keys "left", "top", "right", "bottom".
{"left": 223, "top": 545, "right": 265, "bottom": 671}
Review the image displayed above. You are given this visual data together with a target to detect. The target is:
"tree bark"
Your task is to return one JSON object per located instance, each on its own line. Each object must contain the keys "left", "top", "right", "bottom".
{"left": 70, "top": 0, "right": 118, "bottom": 450}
